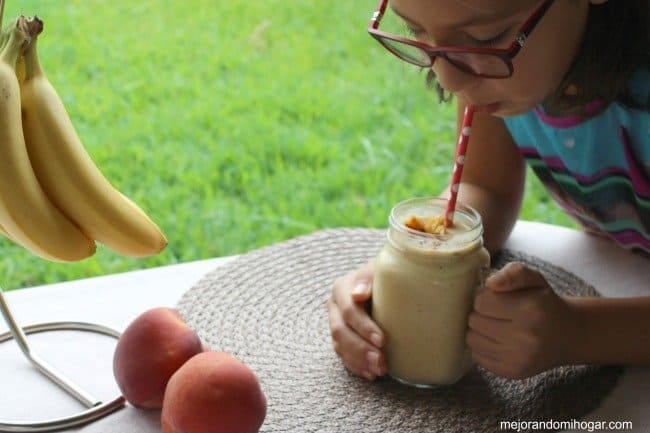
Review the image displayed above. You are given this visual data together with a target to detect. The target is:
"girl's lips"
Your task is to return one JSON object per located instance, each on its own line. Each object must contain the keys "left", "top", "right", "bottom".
{"left": 473, "top": 102, "right": 501, "bottom": 114}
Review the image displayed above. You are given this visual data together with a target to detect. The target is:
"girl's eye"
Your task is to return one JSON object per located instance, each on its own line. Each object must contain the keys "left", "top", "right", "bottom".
{"left": 470, "top": 28, "right": 510, "bottom": 48}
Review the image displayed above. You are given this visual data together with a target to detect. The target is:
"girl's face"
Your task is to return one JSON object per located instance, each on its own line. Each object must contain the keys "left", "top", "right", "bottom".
{"left": 388, "top": 0, "right": 592, "bottom": 116}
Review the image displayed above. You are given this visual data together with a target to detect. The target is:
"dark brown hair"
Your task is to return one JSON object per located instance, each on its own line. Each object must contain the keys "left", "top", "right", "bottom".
{"left": 426, "top": 0, "right": 650, "bottom": 117}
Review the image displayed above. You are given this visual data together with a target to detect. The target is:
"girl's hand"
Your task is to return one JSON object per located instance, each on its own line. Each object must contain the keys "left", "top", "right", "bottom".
{"left": 327, "top": 262, "right": 387, "bottom": 380}
{"left": 466, "top": 262, "right": 579, "bottom": 379}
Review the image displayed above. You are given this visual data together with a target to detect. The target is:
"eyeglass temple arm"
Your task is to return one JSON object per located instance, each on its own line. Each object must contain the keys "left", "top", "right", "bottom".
{"left": 369, "top": 0, "right": 389, "bottom": 30}
{"left": 515, "top": 0, "right": 555, "bottom": 48}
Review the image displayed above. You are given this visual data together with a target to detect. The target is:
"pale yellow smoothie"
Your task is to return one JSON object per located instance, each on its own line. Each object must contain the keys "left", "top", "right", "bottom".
{"left": 372, "top": 197, "right": 490, "bottom": 387}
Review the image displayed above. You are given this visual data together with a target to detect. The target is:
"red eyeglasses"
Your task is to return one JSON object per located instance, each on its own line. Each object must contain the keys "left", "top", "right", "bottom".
{"left": 368, "top": 0, "right": 555, "bottom": 79}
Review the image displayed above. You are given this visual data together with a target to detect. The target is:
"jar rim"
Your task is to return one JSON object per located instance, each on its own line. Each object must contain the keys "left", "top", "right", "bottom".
{"left": 388, "top": 197, "right": 483, "bottom": 244}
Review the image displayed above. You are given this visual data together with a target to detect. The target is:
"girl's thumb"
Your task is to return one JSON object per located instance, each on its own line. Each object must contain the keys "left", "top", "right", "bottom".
{"left": 485, "top": 268, "right": 517, "bottom": 292}
{"left": 486, "top": 262, "right": 543, "bottom": 292}
{"left": 351, "top": 282, "right": 372, "bottom": 302}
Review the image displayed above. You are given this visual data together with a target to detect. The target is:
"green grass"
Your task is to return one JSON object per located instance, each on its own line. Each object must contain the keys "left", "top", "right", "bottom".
{"left": 0, "top": 0, "right": 576, "bottom": 291}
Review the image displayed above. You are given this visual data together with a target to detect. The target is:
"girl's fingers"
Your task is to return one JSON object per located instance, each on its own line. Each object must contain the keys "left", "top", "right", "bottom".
{"left": 473, "top": 289, "right": 516, "bottom": 320}
{"left": 328, "top": 262, "right": 386, "bottom": 379}
{"left": 350, "top": 282, "right": 371, "bottom": 303}
{"left": 466, "top": 327, "right": 500, "bottom": 359}
{"left": 467, "top": 311, "right": 510, "bottom": 342}
{"left": 327, "top": 297, "right": 386, "bottom": 378}
{"left": 332, "top": 278, "right": 384, "bottom": 349}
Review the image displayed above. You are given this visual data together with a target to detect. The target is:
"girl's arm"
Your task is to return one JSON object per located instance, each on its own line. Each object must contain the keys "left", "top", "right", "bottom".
{"left": 469, "top": 261, "right": 650, "bottom": 379}
{"left": 567, "top": 295, "right": 650, "bottom": 365}
{"left": 447, "top": 101, "right": 526, "bottom": 253}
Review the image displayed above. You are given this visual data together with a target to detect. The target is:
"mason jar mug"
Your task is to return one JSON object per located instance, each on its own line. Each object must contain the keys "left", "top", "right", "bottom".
{"left": 372, "top": 197, "right": 490, "bottom": 387}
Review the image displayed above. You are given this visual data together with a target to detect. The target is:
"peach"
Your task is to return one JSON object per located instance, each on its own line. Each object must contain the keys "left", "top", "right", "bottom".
{"left": 113, "top": 307, "right": 203, "bottom": 409}
{"left": 161, "top": 351, "right": 267, "bottom": 433}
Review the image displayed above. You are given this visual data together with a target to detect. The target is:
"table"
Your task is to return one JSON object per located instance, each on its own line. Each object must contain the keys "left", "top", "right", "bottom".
{"left": 1, "top": 221, "right": 648, "bottom": 433}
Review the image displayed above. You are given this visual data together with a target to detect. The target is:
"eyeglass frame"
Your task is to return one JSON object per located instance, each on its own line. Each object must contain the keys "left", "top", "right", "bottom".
{"left": 367, "top": 0, "right": 555, "bottom": 78}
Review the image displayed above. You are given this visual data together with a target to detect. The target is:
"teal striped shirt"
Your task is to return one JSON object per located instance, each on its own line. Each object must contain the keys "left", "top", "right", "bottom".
{"left": 504, "top": 69, "right": 650, "bottom": 253}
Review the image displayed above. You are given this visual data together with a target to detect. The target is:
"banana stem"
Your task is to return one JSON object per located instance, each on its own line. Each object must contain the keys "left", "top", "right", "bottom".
{"left": 22, "top": 35, "right": 42, "bottom": 80}
{"left": 0, "top": 16, "right": 43, "bottom": 64}
{"left": 24, "top": 15, "right": 44, "bottom": 39}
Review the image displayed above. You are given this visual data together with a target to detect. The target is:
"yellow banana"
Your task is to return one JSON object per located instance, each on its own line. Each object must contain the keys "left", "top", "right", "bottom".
{"left": 20, "top": 36, "right": 167, "bottom": 257}
{"left": 0, "top": 29, "right": 7, "bottom": 50}
{"left": 15, "top": 52, "right": 25, "bottom": 83}
{"left": 0, "top": 20, "right": 95, "bottom": 261}
{"left": 0, "top": 0, "right": 5, "bottom": 33}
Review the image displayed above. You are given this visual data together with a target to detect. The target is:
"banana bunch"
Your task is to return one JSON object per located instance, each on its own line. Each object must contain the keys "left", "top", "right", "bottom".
{"left": 0, "top": 16, "right": 167, "bottom": 261}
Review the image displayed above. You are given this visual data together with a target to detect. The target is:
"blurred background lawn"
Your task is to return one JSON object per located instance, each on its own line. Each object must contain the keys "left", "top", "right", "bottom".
{"left": 0, "top": 0, "right": 575, "bottom": 290}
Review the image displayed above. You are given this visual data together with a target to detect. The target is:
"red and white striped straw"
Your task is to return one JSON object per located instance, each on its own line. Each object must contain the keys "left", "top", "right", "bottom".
{"left": 444, "top": 105, "right": 475, "bottom": 227}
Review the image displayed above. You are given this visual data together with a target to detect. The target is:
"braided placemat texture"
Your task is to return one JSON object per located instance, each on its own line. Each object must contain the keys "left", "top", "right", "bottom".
{"left": 177, "top": 228, "right": 622, "bottom": 433}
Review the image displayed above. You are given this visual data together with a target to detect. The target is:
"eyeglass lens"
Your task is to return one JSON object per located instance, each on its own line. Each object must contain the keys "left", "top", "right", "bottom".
{"left": 373, "top": 5, "right": 512, "bottom": 77}
{"left": 444, "top": 51, "right": 511, "bottom": 77}
{"left": 378, "top": 36, "right": 511, "bottom": 77}
{"left": 379, "top": 38, "right": 431, "bottom": 66}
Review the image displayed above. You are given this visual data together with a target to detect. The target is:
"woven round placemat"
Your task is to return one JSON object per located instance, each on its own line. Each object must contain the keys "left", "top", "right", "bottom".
{"left": 177, "top": 228, "right": 622, "bottom": 433}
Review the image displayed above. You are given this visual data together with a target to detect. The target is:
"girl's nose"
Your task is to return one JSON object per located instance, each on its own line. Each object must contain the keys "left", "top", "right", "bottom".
{"left": 432, "top": 57, "right": 480, "bottom": 95}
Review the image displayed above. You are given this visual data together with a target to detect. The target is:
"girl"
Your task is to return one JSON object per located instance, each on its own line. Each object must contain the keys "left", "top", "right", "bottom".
{"left": 327, "top": 0, "right": 649, "bottom": 381}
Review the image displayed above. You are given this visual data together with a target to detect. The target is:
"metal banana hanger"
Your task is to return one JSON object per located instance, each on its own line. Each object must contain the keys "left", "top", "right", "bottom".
{"left": 0, "top": 287, "right": 125, "bottom": 432}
